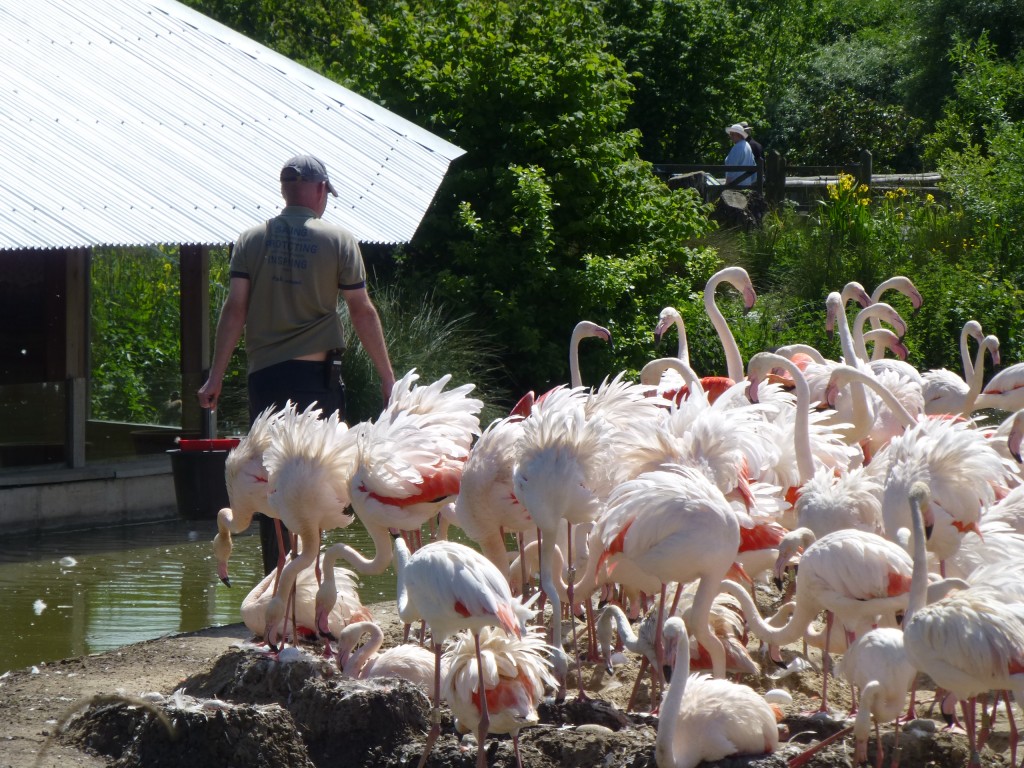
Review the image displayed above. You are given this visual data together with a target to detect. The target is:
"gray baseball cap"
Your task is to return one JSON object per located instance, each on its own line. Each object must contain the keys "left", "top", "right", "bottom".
{"left": 279, "top": 155, "right": 338, "bottom": 196}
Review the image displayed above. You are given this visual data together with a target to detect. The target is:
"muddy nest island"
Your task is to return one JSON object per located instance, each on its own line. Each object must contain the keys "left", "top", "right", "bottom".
{"left": 39, "top": 597, "right": 1012, "bottom": 768}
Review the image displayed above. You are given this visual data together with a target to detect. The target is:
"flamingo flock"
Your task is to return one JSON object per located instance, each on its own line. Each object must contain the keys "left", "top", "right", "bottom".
{"left": 211, "top": 267, "right": 1024, "bottom": 768}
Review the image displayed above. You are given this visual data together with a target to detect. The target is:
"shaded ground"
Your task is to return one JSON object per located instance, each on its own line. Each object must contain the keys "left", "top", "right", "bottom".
{"left": 0, "top": 596, "right": 1015, "bottom": 768}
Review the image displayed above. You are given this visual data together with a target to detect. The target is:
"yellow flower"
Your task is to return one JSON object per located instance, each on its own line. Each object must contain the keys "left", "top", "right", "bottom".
{"left": 926, "top": 194, "right": 935, "bottom": 204}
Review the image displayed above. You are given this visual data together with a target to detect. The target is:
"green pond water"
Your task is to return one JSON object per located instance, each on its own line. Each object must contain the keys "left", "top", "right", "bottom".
{"left": 0, "top": 518, "right": 401, "bottom": 675}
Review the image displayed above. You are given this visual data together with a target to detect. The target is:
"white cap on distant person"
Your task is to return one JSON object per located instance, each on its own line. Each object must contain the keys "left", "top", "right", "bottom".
{"left": 280, "top": 155, "right": 338, "bottom": 196}
{"left": 726, "top": 123, "right": 748, "bottom": 138}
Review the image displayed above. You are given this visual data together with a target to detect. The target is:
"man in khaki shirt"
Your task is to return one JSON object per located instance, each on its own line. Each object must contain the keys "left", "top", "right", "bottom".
{"left": 198, "top": 155, "right": 395, "bottom": 573}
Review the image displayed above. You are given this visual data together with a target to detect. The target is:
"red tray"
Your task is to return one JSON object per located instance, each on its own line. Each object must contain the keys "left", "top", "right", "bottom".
{"left": 177, "top": 438, "right": 241, "bottom": 451}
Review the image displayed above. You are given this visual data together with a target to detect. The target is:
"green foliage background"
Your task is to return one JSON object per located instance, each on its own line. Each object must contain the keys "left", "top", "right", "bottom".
{"left": 91, "top": 0, "right": 1024, "bottom": 425}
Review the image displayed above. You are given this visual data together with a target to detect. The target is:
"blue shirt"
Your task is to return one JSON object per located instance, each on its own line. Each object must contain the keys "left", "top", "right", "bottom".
{"left": 725, "top": 140, "right": 755, "bottom": 186}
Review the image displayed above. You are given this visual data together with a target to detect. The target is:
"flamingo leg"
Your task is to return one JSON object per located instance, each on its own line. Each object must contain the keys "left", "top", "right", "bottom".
{"left": 1004, "top": 690, "right": 1018, "bottom": 768}
{"left": 889, "top": 719, "right": 903, "bottom": 768}
{"left": 474, "top": 632, "right": 490, "bottom": 768}
{"left": 787, "top": 724, "right": 855, "bottom": 768}
{"left": 874, "top": 719, "right": 882, "bottom": 768}
{"left": 416, "top": 642, "right": 444, "bottom": 768}
{"left": 963, "top": 697, "right": 981, "bottom": 768}
{"left": 626, "top": 655, "right": 650, "bottom": 712}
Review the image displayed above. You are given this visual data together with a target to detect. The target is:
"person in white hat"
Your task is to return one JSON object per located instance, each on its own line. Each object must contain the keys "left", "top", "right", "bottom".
{"left": 724, "top": 123, "right": 755, "bottom": 186}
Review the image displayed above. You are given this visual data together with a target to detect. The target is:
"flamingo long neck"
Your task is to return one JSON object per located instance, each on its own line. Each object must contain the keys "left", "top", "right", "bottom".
{"left": 673, "top": 316, "right": 691, "bottom": 367}
{"left": 655, "top": 621, "right": 692, "bottom": 768}
{"left": 749, "top": 352, "right": 815, "bottom": 485}
{"left": 868, "top": 277, "right": 919, "bottom": 360}
{"left": 904, "top": 487, "right": 929, "bottom": 625}
{"left": 640, "top": 357, "right": 704, "bottom": 395}
{"left": 704, "top": 272, "right": 747, "bottom": 383}
{"left": 853, "top": 303, "right": 905, "bottom": 363}
{"left": 831, "top": 364, "right": 916, "bottom": 429}
{"left": 350, "top": 623, "right": 385, "bottom": 678}
{"left": 960, "top": 321, "right": 983, "bottom": 382}
{"left": 392, "top": 537, "right": 418, "bottom": 626}
{"left": 826, "top": 293, "right": 872, "bottom": 444}
{"left": 607, "top": 605, "right": 643, "bottom": 653}
{"left": 961, "top": 335, "right": 999, "bottom": 416}
{"left": 323, "top": 521, "right": 395, "bottom": 576}
{"left": 718, "top": 578, "right": 813, "bottom": 647}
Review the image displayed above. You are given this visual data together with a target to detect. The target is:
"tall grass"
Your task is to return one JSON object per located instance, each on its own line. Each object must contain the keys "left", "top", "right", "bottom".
{"left": 341, "top": 281, "right": 509, "bottom": 426}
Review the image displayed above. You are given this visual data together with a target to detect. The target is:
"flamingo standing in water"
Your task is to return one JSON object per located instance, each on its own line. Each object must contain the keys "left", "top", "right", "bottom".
{"left": 394, "top": 537, "right": 535, "bottom": 768}
{"left": 655, "top": 616, "right": 780, "bottom": 768}
{"left": 442, "top": 625, "right": 556, "bottom": 768}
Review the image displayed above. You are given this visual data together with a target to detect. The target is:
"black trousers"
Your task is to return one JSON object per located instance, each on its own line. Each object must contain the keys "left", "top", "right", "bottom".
{"left": 248, "top": 358, "right": 345, "bottom": 575}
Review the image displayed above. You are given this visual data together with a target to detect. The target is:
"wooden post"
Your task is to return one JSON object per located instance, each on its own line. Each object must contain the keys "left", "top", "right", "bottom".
{"left": 766, "top": 150, "right": 785, "bottom": 205}
{"left": 179, "top": 245, "right": 212, "bottom": 438}
{"left": 858, "top": 149, "right": 873, "bottom": 190}
{"left": 65, "top": 248, "right": 89, "bottom": 467}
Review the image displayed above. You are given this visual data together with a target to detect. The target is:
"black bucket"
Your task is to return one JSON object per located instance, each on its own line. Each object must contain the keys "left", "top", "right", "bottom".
{"left": 168, "top": 439, "right": 238, "bottom": 520}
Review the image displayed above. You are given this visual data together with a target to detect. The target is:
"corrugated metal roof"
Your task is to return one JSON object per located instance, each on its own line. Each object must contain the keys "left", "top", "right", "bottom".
{"left": 0, "top": 0, "right": 465, "bottom": 249}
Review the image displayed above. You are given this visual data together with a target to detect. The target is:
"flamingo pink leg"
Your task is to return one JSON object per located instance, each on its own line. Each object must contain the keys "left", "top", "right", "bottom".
{"left": 416, "top": 642, "right": 444, "bottom": 768}
{"left": 787, "top": 724, "right": 855, "bottom": 768}
{"left": 473, "top": 632, "right": 490, "bottom": 768}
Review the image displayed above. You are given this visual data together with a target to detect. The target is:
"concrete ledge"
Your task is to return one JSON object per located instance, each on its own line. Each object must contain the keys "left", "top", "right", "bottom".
{"left": 0, "top": 456, "right": 178, "bottom": 534}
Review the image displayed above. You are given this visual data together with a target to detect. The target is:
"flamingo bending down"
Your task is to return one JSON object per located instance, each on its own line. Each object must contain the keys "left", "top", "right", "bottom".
{"left": 442, "top": 625, "right": 556, "bottom": 768}
{"left": 213, "top": 405, "right": 282, "bottom": 586}
{"left": 903, "top": 482, "right": 1024, "bottom": 768}
{"left": 655, "top": 616, "right": 779, "bottom": 768}
{"left": 837, "top": 627, "right": 918, "bottom": 766}
{"left": 453, "top": 411, "right": 535, "bottom": 581}
{"left": 722, "top": 526, "right": 924, "bottom": 714}
{"left": 394, "top": 537, "right": 536, "bottom": 768}
{"left": 334, "top": 620, "right": 436, "bottom": 691}
{"left": 261, "top": 403, "right": 360, "bottom": 649}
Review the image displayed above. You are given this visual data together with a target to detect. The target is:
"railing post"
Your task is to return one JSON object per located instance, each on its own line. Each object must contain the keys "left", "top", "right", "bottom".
{"left": 858, "top": 149, "right": 872, "bottom": 190}
{"left": 766, "top": 150, "right": 785, "bottom": 205}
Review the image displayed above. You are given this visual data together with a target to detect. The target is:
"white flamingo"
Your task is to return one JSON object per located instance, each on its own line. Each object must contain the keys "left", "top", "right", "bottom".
{"left": 921, "top": 320, "right": 988, "bottom": 416}
{"left": 212, "top": 405, "right": 282, "bottom": 585}
{"left": 654, "top": 616, "right": 780, "bottom": 768}
{"left": 318, "top": 370, "right": 482, "bottom": 581}
{"left": 394, "top": 537, "right": 535, "bottom": 768}
{"left": 334, "top": 620, "right": 436, "bottom": 691}
{"left": 240, "top": 560, "right": 372, "bottom": 644}
{"left": 722, "top": 525, "right": 926, "bottom": 714}
{"left": 903, "top": 482, "right": 1024, "bottom": 768}
{"left": 261, "top": 403, "right": 360, "bottom": 649}
{"left": 837, "top": 627, "right": 918, "bottom": 766}
{"left": 703, "top": 265, "right": 757, "bottom": 394}
{"left": 442, "top": 625, "right": 555, "bottom": 768}
{"left": 582, "top": 464, "right": 742, "bottom": 681}
{"left": 452, "top": 410, "right": 535, "bottom": 582}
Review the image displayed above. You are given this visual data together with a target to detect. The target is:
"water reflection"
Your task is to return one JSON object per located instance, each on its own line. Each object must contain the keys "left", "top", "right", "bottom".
{"left": 0, "top": 518, "right": 401, "bottom": 674}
